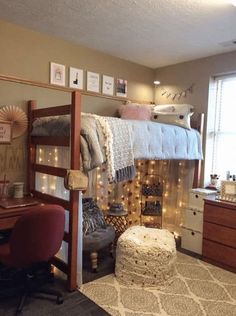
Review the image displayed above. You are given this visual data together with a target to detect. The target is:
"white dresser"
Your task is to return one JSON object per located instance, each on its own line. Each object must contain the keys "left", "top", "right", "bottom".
{"left": 181, "top": 188, "right": 216, "bottom": 254}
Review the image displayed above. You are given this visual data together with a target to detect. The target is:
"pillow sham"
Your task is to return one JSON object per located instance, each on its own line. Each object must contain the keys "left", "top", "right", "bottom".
{"left": 118, "top": 103, "right": 152, "bottom": 120}
{"left": 152, "top": 104, "right": 194, "bottom": 114}
{"left": 151, "top": 111, "right": 193, "bottom": 130}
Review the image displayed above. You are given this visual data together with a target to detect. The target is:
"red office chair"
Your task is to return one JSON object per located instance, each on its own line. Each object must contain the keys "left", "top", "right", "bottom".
{"left": 0, "top": 204, "right": 65, "bottom": 314}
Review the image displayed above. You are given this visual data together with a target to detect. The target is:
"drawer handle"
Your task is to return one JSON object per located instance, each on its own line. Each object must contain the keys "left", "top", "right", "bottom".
{"left": 193, "top": 211, "right": 196, "bottom": 216}
{"left": 195, "top": 194, "right": 199, "bottom": 199}
{"left": 191, "top": 231, "right": 195, "bottom": 236}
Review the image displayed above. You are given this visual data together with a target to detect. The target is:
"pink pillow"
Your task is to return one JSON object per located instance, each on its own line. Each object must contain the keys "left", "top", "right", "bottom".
{"left": 118, "top": 103, "right": 151, "bottom": 120}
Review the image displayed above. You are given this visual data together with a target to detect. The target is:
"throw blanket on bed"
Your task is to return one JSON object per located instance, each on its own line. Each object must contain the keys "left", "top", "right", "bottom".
{"left": 82, "top": 113, "right": 135, "bottom": 182}
{"left": 105, "top": 117, "right": 135, "bottom": 182}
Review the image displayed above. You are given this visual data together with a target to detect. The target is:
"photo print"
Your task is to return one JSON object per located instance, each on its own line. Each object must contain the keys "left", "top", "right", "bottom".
{"left": 116, "top": 78, "right": 127, "bottom": 97}
{"left": 69, "top": 67, "right": 83, "bottom": 89}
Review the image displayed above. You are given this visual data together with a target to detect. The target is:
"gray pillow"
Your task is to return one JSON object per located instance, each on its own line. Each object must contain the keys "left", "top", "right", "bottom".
{"left": 82, "top": 198, "right": 107, "bottom": 235}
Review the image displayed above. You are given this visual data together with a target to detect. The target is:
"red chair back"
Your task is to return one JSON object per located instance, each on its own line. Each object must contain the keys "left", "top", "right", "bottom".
{"left": 9, "top": 204, "right": 65, "bottom": 267}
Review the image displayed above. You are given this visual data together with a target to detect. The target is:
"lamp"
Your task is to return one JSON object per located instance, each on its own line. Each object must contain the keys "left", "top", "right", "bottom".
{"left": 153, "top": 80, "right": 161, "bottom": 104}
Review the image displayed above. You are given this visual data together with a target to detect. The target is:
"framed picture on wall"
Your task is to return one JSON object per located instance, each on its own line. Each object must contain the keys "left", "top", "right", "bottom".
{"left": 116, "top": 78, "right": 127, "bottom": 97}
{"left": 50, "top": 62, "right": 65, "bottom": 86}
{"left": 69, "top": 67, "right": 83, "bottom": 89}
{"left": 102, "top": 75, "right": 114, "bottom": 96}
{"left": 0, "top": 121, "right": 12, "bottom": 144}
{"left": 87, "top": 71, "right": 100, "bottom": 93}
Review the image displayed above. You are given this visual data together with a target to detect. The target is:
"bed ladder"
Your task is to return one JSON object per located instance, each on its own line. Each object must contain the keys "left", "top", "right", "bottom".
{"left": 27, "top": 91, "right": 81, "bottom": 291}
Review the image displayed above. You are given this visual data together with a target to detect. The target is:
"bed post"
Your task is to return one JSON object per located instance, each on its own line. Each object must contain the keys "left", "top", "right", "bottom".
{"left": 192, "top": 113, "right": 204, "bottom": 188}
{"left": 68, "top": 91, "right": 81, "bottom": 290}
{"left": 27, "top": 100, "right": 37, "bottom": 195}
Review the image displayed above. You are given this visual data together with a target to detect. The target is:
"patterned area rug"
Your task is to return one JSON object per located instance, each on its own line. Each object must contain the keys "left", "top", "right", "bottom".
{"left": 80, "top": 252, "right": 236, "bottom": 316}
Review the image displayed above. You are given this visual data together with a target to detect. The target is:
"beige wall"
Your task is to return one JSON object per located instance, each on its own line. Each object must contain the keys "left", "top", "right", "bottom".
{"left": 155, "top": 50, "right": 236, "bottom": 112}
{"left": 155, "top": 50, "right": 236, "bottom": 183}
{"left": 0, "top": 19, "right": 154, "bottom": 105}
{"left": 0, "top": 19, "right": 154, "bottom": 189}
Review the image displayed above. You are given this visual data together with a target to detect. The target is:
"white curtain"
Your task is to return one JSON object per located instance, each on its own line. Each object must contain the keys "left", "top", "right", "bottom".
{"left": 36, "top": 146, "right": 195, "bottom": 236}
{"left": 86, "top": 160, "right": 194, "bottom": 235}
{"left": 209, "top": 76, "right": 236, "bottom": 178}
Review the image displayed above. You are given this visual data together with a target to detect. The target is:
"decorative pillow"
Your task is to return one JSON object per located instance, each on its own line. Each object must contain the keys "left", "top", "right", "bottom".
{"left": 118, "top": 103, "right": 152, "bottom": 120}
{"left": 82, "top": 198, "right": 107, "bottom": 235}
{"left": 152, "top": 104, "right": 194, "bottom": 114}
{"left": 151, "top": 111, "right": 193, "bottom": 130}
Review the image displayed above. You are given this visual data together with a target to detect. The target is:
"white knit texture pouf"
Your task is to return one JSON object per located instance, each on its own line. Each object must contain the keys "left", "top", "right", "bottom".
{"left": 115, "top": 226, "right": 176, "bottom": 287}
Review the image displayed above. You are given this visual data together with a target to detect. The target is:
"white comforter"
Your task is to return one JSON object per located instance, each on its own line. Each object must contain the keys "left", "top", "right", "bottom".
{"left": 128, "top": 120, "right": 203, "bottom": 160}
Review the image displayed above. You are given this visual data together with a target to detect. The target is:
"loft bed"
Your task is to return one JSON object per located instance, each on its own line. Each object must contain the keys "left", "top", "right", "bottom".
{"left": 27, "top": 91, "right": 203, "bottom": 291}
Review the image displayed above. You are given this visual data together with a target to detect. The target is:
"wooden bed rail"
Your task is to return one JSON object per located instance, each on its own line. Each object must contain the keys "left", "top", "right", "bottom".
{"left": 27, "top": 91, "right": 81, "bottom": 291}
{"left": 191, "top": 113, "right": 204, "bottom": 188}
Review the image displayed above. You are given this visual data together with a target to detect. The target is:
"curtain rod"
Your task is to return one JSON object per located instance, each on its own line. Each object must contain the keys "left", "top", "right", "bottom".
{"left": 0, "top": 73, "right": 152, "bottom": 104}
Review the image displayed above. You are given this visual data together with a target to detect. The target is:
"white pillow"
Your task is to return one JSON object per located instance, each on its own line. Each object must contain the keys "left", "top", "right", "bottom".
{"left": 151, "top": 111, "right": 193, "bottom": 130}
{"left": 153, "top": 104, "right": 194, "bottom": 114}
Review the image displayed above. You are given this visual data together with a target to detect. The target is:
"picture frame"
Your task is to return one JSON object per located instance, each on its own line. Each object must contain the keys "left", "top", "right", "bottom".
{"left": 0, "top": 121, "right": 12, "bottom": 144}
{"left": 220, "top": 180, "right": 236, "bottom": 202}
{"left": 69, "top": 67, "right": 83, "bottom": 90}
{"left": 102, "top": 75, "right": 114, "bottom": 96}
{"left": 50, "top": 62, "right": 65, "bottom": 86}
{"left": 87, "top": 71, "right": 100, "bottom": 93}
{"left": 116, "top": 78, "right": 127, "bottom": 97}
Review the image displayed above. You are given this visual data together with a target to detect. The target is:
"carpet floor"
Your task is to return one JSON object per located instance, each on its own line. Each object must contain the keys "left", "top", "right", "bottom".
{"left": 80, "top": 252, "right": 236, "bottom": 316}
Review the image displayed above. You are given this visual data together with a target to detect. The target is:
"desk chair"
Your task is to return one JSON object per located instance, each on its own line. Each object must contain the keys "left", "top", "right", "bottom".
{"left": 0, "top": 204, "right": 65, "bottom": 315}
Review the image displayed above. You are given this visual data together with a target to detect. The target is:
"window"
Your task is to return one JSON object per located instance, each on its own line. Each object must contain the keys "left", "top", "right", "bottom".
{"left": 205, "top": 75, "right": 236, "bottom": 183}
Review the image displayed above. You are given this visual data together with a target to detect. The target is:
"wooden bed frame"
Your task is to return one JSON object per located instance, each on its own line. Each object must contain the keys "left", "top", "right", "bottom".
{"left": 27, "top": 90, "right": 203, "bottom": 291}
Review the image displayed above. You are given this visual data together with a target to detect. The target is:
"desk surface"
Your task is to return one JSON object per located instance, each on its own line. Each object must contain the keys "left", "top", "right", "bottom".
{"left": 0, "top": 197, "right": 41, "bottom": 230}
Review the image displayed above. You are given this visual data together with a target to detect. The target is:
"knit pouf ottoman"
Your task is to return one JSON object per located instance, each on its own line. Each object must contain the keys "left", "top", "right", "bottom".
{"left": 115, "top": 226, "right": 176, "bottom": 287}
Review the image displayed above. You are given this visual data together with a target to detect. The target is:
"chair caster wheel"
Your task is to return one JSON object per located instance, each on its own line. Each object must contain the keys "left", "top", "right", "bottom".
{"left": 92, "top": 268, "right": 97, "bottom": 273}
{"left": 56, "top": 296, "right": 64, "bottom": 304}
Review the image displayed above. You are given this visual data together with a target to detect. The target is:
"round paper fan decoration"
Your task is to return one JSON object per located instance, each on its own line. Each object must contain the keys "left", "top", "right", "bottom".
{"left": 0, "top": 105, "right": 28, "bottom": 139}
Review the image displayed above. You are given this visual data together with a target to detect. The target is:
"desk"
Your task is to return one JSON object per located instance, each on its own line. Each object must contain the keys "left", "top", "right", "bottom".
{"left": 0, "top": 198, "right": 40, "bottom": 230}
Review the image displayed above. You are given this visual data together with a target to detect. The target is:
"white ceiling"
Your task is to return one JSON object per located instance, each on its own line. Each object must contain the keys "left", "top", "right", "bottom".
{"left": 0, "top": 0, "right": 236, "bottom": 68}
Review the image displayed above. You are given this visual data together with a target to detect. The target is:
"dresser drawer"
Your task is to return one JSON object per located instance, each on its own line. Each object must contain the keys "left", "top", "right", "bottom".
{"left": 203, "top": 239, "right": 236, "bottom": 269}
{"left": 181, "top": 227, "right": 202, "bottom": 254}
{"left": 203, "top": 222, "right": 236, "bottom": 248}
{"left": 204, "top": 203, "right": 236, "bottom": 229}
{"left": 184, "top": 208, "right": 203, "bottom": 232}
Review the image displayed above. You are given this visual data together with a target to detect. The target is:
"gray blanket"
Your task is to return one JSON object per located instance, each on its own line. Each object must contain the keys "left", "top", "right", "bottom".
{"left": 80, "top": 115, "right": 106, "bottom": 172}
{"left": 31, "top": 114, "right": 106, "bottom": 172}
{"left": 31, "top": 114, "right": 135, "bottom": 182}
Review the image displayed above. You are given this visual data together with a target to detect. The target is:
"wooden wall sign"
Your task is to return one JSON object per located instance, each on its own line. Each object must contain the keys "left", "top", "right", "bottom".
{"left": 0, "top": 121, "right": 12, "bottom": 144}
